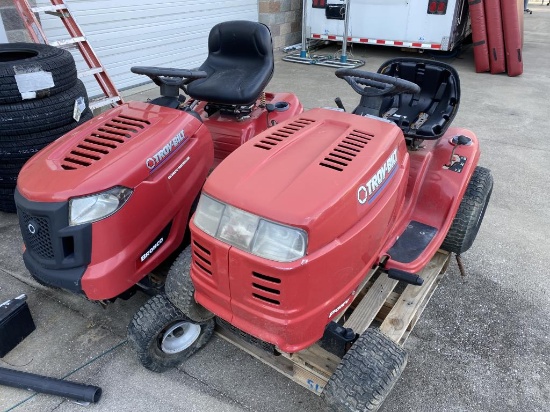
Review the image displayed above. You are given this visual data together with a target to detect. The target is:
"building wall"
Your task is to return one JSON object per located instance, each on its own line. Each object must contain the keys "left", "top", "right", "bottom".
{"left": 0, "top": 0, "right": 32, "bottom": 42}
{"left": 1, "top": 1, "right": 303, "bottom": 49}
{"left": 259, "top": 0, "right": 303, "bottom": 49}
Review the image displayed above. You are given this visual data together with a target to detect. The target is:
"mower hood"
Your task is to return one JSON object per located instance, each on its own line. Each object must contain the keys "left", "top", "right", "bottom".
{"left": 17, "top": 102, "right": 206, "bottom": 202}
{"left": 202, "top": 108, "right": 408, "bottom": 251}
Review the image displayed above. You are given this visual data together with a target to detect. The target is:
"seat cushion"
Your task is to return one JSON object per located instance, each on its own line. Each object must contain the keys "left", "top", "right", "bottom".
{"left": 187, "top": 21, "right": 274, "bottom": 106}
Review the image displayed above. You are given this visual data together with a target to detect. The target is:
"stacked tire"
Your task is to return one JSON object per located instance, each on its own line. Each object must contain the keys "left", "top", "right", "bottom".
{"left": 0, "top": 43, "right": 93, "bottom": 213}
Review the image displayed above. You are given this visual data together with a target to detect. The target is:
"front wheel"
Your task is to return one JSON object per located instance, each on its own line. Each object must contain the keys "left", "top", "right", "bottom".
{"left": 322, "top": 328, "right": 408, "bottom": 412}
{"left": 127, "top": 294, "right": 214, "bottom": 372}
{"left": 165, "top": 245, "right": 214, "bottom": 322}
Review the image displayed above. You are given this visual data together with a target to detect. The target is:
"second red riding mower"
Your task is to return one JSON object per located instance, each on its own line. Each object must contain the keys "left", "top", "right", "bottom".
{"left": 128, "top": 56, "right": 493, "bottom": 411}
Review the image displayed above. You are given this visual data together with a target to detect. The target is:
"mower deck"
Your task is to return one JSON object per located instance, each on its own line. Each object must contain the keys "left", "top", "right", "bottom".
{"left": 215, "top": 250, "right": 451, "bottom": 395}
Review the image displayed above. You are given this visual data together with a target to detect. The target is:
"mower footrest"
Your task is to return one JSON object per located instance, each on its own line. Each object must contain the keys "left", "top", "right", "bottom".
{"left": 387, "top": 269, "right": 424, "bottom": 285}
{"left": 387, "top": 221, "right": 438, "bottom": 263}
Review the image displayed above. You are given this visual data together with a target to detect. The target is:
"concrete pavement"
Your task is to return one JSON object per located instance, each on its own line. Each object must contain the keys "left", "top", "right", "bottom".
{"left": 1, "top": 5, "right": 549, "bottom": 411}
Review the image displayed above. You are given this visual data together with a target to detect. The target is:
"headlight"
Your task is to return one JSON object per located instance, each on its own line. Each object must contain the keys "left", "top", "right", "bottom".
{"left": 69, "top": 186, "right": 133, "bottom": 226}
{"left": 194, "top": 194, "right": 307, "bottom": 262}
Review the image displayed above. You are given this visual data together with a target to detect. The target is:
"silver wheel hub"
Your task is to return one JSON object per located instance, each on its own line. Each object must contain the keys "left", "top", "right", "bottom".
{"left": 161, "top": 321, "right": 201, "bottom": 354}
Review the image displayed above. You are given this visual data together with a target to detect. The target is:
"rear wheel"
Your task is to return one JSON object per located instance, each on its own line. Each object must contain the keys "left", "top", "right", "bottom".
{"left": 0, "top": 43, "right": 77, "bottom": 104}
{"left": 322, "top": 328, "right": 408, "bottom": 412}
{"left": 0, "top": 79, "right": 89, "bottom": 134}
{"left": 441, "top": 166, "right": 493, "bottom": 254}
{"left": 127, "top": 294, "right": 214, "bottom": 372}
{"left": 165, "top": 245, "right": 214, "bottom": 322}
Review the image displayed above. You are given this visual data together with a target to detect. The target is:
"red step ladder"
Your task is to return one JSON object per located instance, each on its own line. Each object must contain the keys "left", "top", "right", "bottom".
{"left": 14, "top": 0, "right": 124, "bottom": 111}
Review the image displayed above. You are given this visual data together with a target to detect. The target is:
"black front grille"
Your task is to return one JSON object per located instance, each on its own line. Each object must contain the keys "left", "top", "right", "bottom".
{"left": 14, "top": 189, "right": 92, "bottom": 293}
{"left": 18, "top": 211, "right": 54, "bottom": 260}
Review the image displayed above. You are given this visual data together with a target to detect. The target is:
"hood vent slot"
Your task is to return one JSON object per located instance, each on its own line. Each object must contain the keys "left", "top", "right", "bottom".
{"left": 251, "top": 271, "right": 281, "bottom": 305}
{"left": 192, "top": 240, "right": 212, "bottom": 276}
{"left": 320, "top": 129, "right": 374, "bottom": 171}
{"left": 254, "top": 118, "right": 315, "bottom": 151}
{"left": 61, "top": 115, "right": 150, "bottom": 170}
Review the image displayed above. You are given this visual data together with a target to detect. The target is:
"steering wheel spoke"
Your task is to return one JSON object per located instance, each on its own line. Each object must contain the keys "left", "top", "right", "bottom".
{"left": 336, "top": 68, "right": 420, "bottom": 98}
{"left": 131, "top": 66, "right": 207, "bottom": 90}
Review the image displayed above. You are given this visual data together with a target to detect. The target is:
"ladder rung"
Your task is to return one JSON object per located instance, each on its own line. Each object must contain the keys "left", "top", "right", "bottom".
{"left": 78, "top": 67, "right": 104, "bottom": 78}
{"left": 50, "top": 36, "right": 85, "bottom": 47}
{"left": 89, "top": 96, "right": 123, "bottom": 111}
{"left": 31, "top": 4, "right": 67, "bottom": 13}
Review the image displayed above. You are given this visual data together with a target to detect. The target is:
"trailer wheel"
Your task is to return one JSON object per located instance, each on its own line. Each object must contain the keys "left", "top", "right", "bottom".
{"left": 165, "top": 245, "right": 214, "bottom": 322}
{"left": 127, "top": 294, "right": 214, "bottom": 372}
{"left": 441, "top": 166, "right": 493, "bottom": 255}
{"left": 322, "top": 328, "right": 407, "bottom": 412}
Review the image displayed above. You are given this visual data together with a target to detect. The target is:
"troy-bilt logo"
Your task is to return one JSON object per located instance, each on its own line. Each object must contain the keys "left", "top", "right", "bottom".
{"left": 357, "top": 148, "right": 398, "bottom": 205}
{"left": 146, "top": 130, "right": 187, "bottom": 171}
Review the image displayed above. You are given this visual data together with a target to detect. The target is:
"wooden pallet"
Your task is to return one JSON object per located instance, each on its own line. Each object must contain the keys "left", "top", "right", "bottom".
{"left": 215, "top": 250, "right": 451, "bottom": 395}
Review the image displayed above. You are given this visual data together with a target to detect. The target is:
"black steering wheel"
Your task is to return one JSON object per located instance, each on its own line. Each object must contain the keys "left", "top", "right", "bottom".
{"left": 131, "top": 66, "right": 207, "bottom": 91}
{"left": 335, "top": 68, "right": 420, "bottom": 97}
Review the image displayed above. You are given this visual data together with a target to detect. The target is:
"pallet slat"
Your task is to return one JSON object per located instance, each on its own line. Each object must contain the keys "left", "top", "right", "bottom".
{"left": 379, "top": 251, "right": 450, "bottom": 343}
{"left": 343, "top": 274, "right": 398, "bottom": 334}
{"left": 215, "top": 326, "right": 328, "bottom": 395}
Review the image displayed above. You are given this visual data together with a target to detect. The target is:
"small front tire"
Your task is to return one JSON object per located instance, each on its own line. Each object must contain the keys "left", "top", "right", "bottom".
{"left": 165, "top": 245, "right": 214, "bottom": 322}
{"left": 322, "top": 328, "right": 408, "bottom": 412}
{"left": 127, "top": 294, "right": 214, "bottom": 372}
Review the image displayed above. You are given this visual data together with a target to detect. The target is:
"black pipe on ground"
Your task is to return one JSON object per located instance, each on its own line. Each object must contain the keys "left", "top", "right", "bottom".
{"left": 0, "top": 366, "right": 102, "bottom": 403}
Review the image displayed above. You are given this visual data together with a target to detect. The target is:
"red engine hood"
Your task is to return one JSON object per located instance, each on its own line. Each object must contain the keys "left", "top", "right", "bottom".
{"left": 203, "top": 108, "right": 407, "bottom": 251}
{"left": 17, "top": 102, "right": 207, "bottom": 202}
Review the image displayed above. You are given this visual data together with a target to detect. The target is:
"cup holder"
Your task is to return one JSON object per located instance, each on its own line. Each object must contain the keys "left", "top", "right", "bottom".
{"left": 274, "top": 101, "right": 289, "bottom": 111}
{"left": 267, "top": 101, "right": 290, "bottom": 113}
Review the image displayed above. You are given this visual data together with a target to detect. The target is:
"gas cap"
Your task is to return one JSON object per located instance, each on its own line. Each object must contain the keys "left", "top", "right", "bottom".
{"left": 451, "top": 135, "right": 472, "bottom": 146}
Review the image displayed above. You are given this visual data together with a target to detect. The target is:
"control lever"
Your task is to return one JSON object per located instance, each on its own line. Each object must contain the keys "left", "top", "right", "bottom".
{"left": 334, "top": 97, "right": 346, "bottom": 112}
{"left": 445, "top": 135, "right": 472, "bottom": 168}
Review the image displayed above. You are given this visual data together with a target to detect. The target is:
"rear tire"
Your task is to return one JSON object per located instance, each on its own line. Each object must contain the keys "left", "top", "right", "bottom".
{"left": 0, "top": 108, "right": 93, "bottom": 159}
{"left": 0, "top": 43, "right": 77, "bottom": 104}
{"left": 441, "top": 166, "right": 493, "bottom": 254}
{"left": 322, "top": 328, "right": 408, "bottom": 412}
{"left": 0, "top": 187, "right": 16, "bottom": 213}
{"left": 0, "top": 79, "right": 89, "bottom": 134}
{"left": 165, "top": 245, "right": 214, "bottom": 322}
{"left": 127, "top": 294, "right": 214, "bottom": 372}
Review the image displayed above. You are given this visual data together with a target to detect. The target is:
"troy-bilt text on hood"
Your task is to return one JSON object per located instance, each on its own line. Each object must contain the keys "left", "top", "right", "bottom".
{"left": 146, "top": 130, "right": 187, "bottom": 171}
{"left": 357, "top": 148, "right": 398, "bottom": 205}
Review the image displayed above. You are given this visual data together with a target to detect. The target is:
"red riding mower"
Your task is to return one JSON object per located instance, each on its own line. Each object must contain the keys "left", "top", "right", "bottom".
{"left": 14, "top": 21, "right": 302, "bottom": 301}
{"left": 127, "top": 57, "right": 493, "bottom": 411}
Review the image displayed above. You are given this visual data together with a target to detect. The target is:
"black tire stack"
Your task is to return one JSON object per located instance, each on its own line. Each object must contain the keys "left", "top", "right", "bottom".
{"left": 0, "top": 43, "right": 93, "bottom": 213}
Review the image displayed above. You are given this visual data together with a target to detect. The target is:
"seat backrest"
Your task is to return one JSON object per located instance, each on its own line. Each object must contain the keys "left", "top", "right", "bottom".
{"left": 378, "top": 58, "right": 461, "bottom": 140}
{"left": 187, "top": 20, "right": 274, "bottom": 106}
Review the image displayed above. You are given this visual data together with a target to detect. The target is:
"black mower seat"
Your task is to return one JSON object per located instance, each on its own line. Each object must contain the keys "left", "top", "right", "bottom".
{"left": 187, "top": 20, "right": 274, "bottom": 106}
{"left": 378, "top": 58, "right": 460, "bottom": 140}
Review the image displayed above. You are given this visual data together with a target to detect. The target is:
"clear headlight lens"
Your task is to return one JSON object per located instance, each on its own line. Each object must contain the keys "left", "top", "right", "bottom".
{"left": 194, "top": 194, "right": 307, "bottom": 262}
{"left": 69, "top": 186, "right": 133, "bottom": 226}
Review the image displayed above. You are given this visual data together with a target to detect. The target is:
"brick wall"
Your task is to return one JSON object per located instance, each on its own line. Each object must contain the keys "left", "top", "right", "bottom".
{"left": 259, "top": 0, "right": 303, "bottom": 50}
{"left": 0, "top": 0, "right": 32, "bottom": 42}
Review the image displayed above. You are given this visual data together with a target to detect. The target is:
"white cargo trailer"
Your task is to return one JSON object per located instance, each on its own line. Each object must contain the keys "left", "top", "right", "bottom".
{"left": 306, "top": 0, "right": 471, "bottom": 51}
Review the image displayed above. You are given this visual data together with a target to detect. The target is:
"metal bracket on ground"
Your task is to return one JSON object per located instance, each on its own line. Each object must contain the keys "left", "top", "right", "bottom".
{"left": 282, "top": 53, "right": 365, "bottom": 68}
